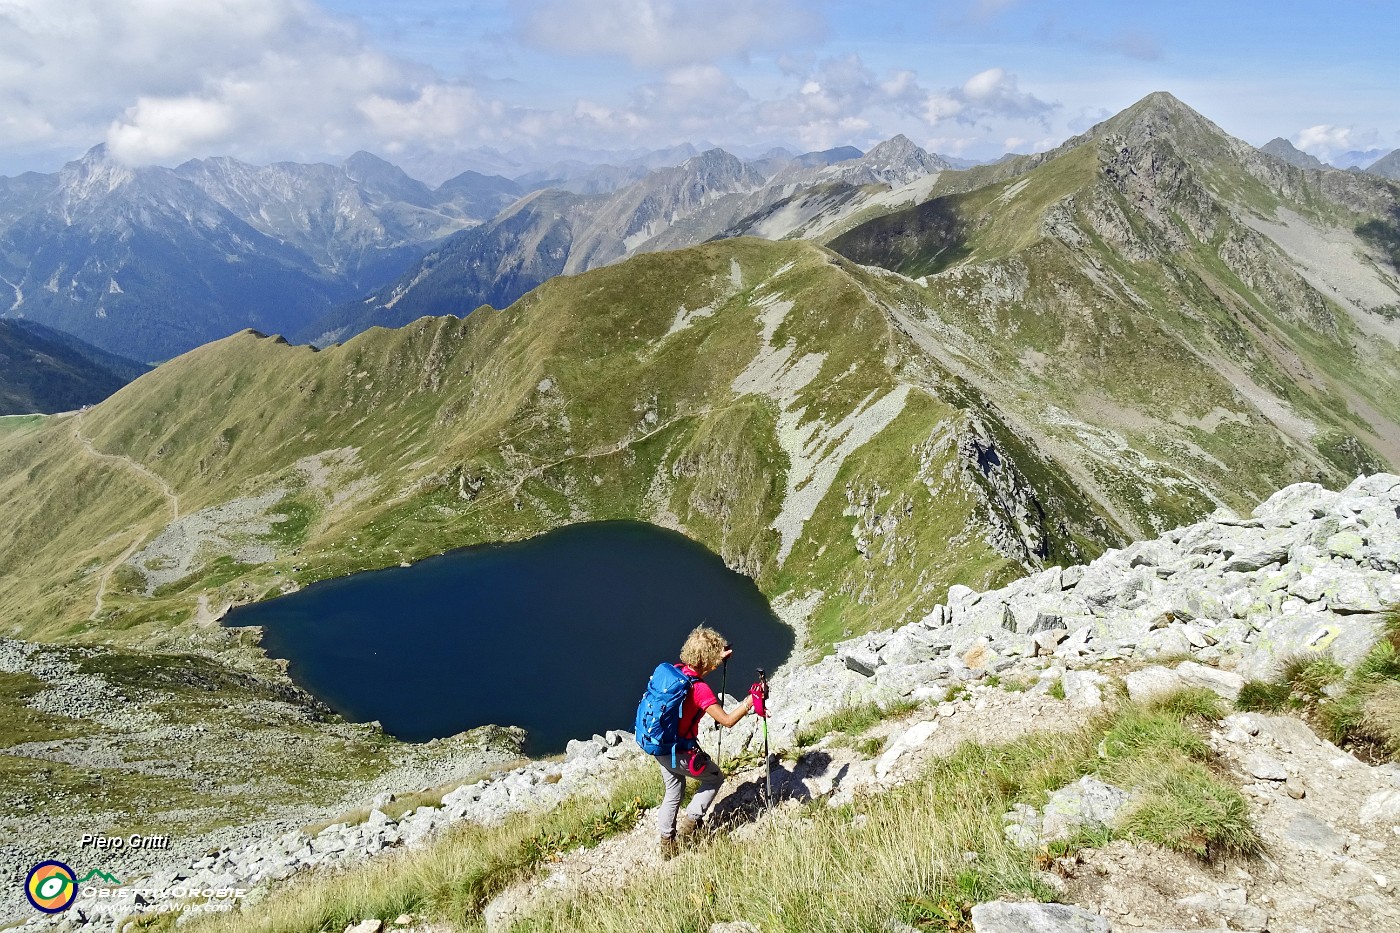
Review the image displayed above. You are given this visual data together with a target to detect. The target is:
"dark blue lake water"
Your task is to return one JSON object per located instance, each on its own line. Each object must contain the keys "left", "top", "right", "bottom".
{"left": 223, "top": 521, "right": 793, "bottom": 755}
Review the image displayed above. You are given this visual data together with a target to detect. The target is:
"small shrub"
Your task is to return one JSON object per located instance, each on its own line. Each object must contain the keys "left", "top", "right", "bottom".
{"left": 1047, "top": 679, "right": 1066, "bottom": 701}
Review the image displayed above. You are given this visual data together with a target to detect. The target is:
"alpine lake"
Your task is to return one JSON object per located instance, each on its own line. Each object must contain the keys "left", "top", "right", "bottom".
{"left": 223, "top": 521, "right": 794, "bottom": 755}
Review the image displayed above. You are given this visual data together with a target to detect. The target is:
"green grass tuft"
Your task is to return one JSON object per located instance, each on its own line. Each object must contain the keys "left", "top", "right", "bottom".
{"left": 1244, "top": 606, "right": 1400, "bottom": 760}
{"left": 1117, "top": 757, "right": 1260, "bottom": 860}
{"left": 794, "top": 699, "right": 919, "bottom": 747}
{"left": 1236, "top": 679, "right": 1291, "bottom": 712}
{"left": 1147, "top": 687, "right": 1226, "bottom": 724}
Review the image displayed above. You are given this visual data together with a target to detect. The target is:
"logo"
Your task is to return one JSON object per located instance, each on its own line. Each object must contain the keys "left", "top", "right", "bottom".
{"left": 78, "top": 869, "right": 123, "bottom": 886}
{"left": 25, "top": 861, "right": 78, "bottom": 913}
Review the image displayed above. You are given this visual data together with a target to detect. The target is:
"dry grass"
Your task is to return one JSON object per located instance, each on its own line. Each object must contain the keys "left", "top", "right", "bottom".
{"left": 166, "top": 765, "right": 660, "bottom": 933}
{"left": 145, "top": 691, "right": 1256, "bottom": 933}
{"left": 515, "top": 692, "right": 1256, "bottom": 933}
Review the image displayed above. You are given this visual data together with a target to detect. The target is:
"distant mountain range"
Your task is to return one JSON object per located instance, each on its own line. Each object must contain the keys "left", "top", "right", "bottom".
{"left": 0, "top": 147, "right": 522, "bottom": 360}
{"left": 305, "top": 137, "right": 953, "bottom": 343}
{"left": 2, "top": 125, "right": 1394, "bottom": 366}
{"left": 0, "top": 318, "right": 148, "bottom": 414}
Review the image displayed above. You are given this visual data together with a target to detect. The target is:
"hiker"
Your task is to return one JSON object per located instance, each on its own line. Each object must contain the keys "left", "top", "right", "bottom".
{"left": 635, "top": 625, "right": 757, "bottom": 859}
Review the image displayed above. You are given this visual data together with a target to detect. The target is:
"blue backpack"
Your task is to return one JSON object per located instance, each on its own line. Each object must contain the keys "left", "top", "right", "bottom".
{"left": 635, "top": 663, "right": 701, "bottom": 760}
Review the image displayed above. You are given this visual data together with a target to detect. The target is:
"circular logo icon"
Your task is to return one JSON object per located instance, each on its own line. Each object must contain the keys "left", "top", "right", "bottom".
{"left": 25, "top": 861, "right": 77, "bottom": 913}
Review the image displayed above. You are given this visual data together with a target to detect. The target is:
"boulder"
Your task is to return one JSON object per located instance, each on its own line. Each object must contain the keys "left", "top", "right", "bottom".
{"left": 1032, "top": 628, "right": 1068, "bottom": 656}
{"left": 1040, "top": 777, "right": 1129, "bottom": 841}
{"left": 1343, "top": 473, "right": 1400, "bottom": 497}
{"left": 1001, "top": 803, "right": 1043, "bottom": 848}
{"left": 1173, "top": 661, "right": 1243, "bottom": 701}
{"left": 1060, "top": 671, "right": 1108, "bottom": 708}
{"left": 1325, "top": 530, "right": 1365, "bottom": 561}
{"left": 1123, "top": 666, "right": 1184, "bottom": 702}
{"left": 970, "top": 901, "right": 1111, "bottom": 932}
{"left": 565, "top": 738, "right": 605, "bottom": 761}
{"left": 1252, "top": 482, "right": 1335, "bottom": 525}
{"left": 876, "top": 719, "right": 939, "bottom": 780}
{"left": 1136, "top": 625, "right": 1193, "bottom": 659}
{"left": 345, "top": 921, "right": 383, "bottom": 933}
{"left": 840, "top": 644, "right": 884, "bottom": 677}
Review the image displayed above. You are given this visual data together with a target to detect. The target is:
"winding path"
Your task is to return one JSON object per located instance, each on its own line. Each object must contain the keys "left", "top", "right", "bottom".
{"left": 72, "top": 413, "right": 180, "bottom": 521}
{"left": 69, "top": 413, "right": 180, "bottom": 621}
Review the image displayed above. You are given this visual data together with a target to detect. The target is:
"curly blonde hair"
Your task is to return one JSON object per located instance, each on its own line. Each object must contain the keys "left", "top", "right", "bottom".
{"left": 679, "top": 625, "right": 727, "bottom": 672}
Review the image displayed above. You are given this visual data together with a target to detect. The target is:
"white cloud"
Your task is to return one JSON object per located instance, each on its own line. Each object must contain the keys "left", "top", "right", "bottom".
{"left": 0, "top": 0, "right": 500, "bottom": 169}
{"left": 518, "top": 0, "right": 822, "bottom": 68}
{"left": 1294, "top": 124, "right": 1381, "bottom": 160}
{"left": 923, "top": 68, "right": 1056, "bottom": 127}
{"left": 0, "top": 1, "right": 1063, "bottom": 176}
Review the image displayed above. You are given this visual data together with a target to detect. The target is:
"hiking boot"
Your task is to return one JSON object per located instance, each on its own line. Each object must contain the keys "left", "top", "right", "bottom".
{"left": 659, "top": 835, "right": 679, "bottom": 860}
{"left": 677, "top": 815, "right": 703, "bottom": 842}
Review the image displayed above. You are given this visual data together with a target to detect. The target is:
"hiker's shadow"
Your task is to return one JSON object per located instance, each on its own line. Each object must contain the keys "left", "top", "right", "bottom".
{"left": 709, "top": 750, "right": 847, "bottom": 832}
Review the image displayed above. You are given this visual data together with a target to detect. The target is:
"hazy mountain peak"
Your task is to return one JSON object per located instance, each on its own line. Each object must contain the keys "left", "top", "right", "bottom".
{"left": 1260, "top": 137, "right": 1329, "bottom": 171}
{"left": 1366, "top": 149, "right": 1400, "bottom": 181}
{"left": 59, "top": 143, "right": 138, "bottom": 193}
{"left": 817, "top": 134, "right": 949, "bottom": 187}
{"left": 684, "top": 147, "right": 745, "bottom": 170}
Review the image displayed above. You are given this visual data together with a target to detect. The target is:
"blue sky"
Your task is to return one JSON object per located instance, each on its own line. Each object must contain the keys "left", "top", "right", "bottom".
{"left": 1, "top": 1, "right": 1396, "bottom": 179}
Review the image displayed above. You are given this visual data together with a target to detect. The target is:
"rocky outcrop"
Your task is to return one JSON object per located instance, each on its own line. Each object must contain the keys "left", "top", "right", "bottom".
{"left": 756, "top": 474, "right": 1399, "bottom": 753}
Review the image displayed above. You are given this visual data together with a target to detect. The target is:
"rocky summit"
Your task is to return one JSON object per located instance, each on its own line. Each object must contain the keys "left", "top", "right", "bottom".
{"left": 16, "top": 473, "right": 1400, "bottom": 932}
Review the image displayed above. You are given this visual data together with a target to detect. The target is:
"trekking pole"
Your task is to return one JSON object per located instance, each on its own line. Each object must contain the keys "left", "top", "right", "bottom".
{"left": 716, "top": 655, "right": 728, "bottom": 768}
{"left": 757, "top": 668, "right": 773, "bottom": 812}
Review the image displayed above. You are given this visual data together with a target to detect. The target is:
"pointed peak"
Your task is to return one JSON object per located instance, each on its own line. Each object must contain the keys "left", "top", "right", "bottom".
{"left": 344, "top": 150, "right": 397, "bottom": 171}
{"left": 80, "top": 143, "right": 112, "bottom": 164}
{"left": 1088, "top": 91, "right": 1241, "bottom": 157}
{"left": 1366, "top": 149, "right": 1400, "bottom": 180}
{"left": 858, "top": 135, "right": 950, "bottom": 174}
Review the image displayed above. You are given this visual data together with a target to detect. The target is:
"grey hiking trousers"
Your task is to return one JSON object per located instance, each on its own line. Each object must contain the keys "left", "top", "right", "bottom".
{"left": 653, "top": 750, "right": 723, "bottom": 838}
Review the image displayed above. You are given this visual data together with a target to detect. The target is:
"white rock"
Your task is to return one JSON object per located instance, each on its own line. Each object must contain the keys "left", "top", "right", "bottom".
{"left": 1040, "top": 777, "right": 1129, "bottom": 841}
{"left": 1123, "top": 666, "right": 1184, "bottom": 702}
{"left": 1359, "top": 789, "right": 1400, "bottom": 826}
{"left": 1060, "top": 671, "right": 1108, "bottom": 708}
{"left": 970, "top": 900, "right": 1111, "bottom": 932}
{"left": 1173, "top": 661, "right": 1243, "bottom": 701}
{"left": 345, "top": 921, "right": 383, "bottom": 933}
{"left": 875, "top": 719, "right": 939, "bottom": 780}
{"left": 1244, "top": 753, "right": 1288, "bottom": 781}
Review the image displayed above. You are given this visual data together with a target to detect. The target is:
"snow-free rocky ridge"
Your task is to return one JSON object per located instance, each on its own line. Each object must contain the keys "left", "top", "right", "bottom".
{"left": 18, "top": 473, "right": 1400, "bottom": 932}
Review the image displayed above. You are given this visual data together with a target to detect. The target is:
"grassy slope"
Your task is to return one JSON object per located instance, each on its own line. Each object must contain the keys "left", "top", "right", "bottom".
{"left": 2, "top": 238, "right": 1103, "bottom": 653}
{"left": 827, "top": 104, "right": 1400, "bottom": 537}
